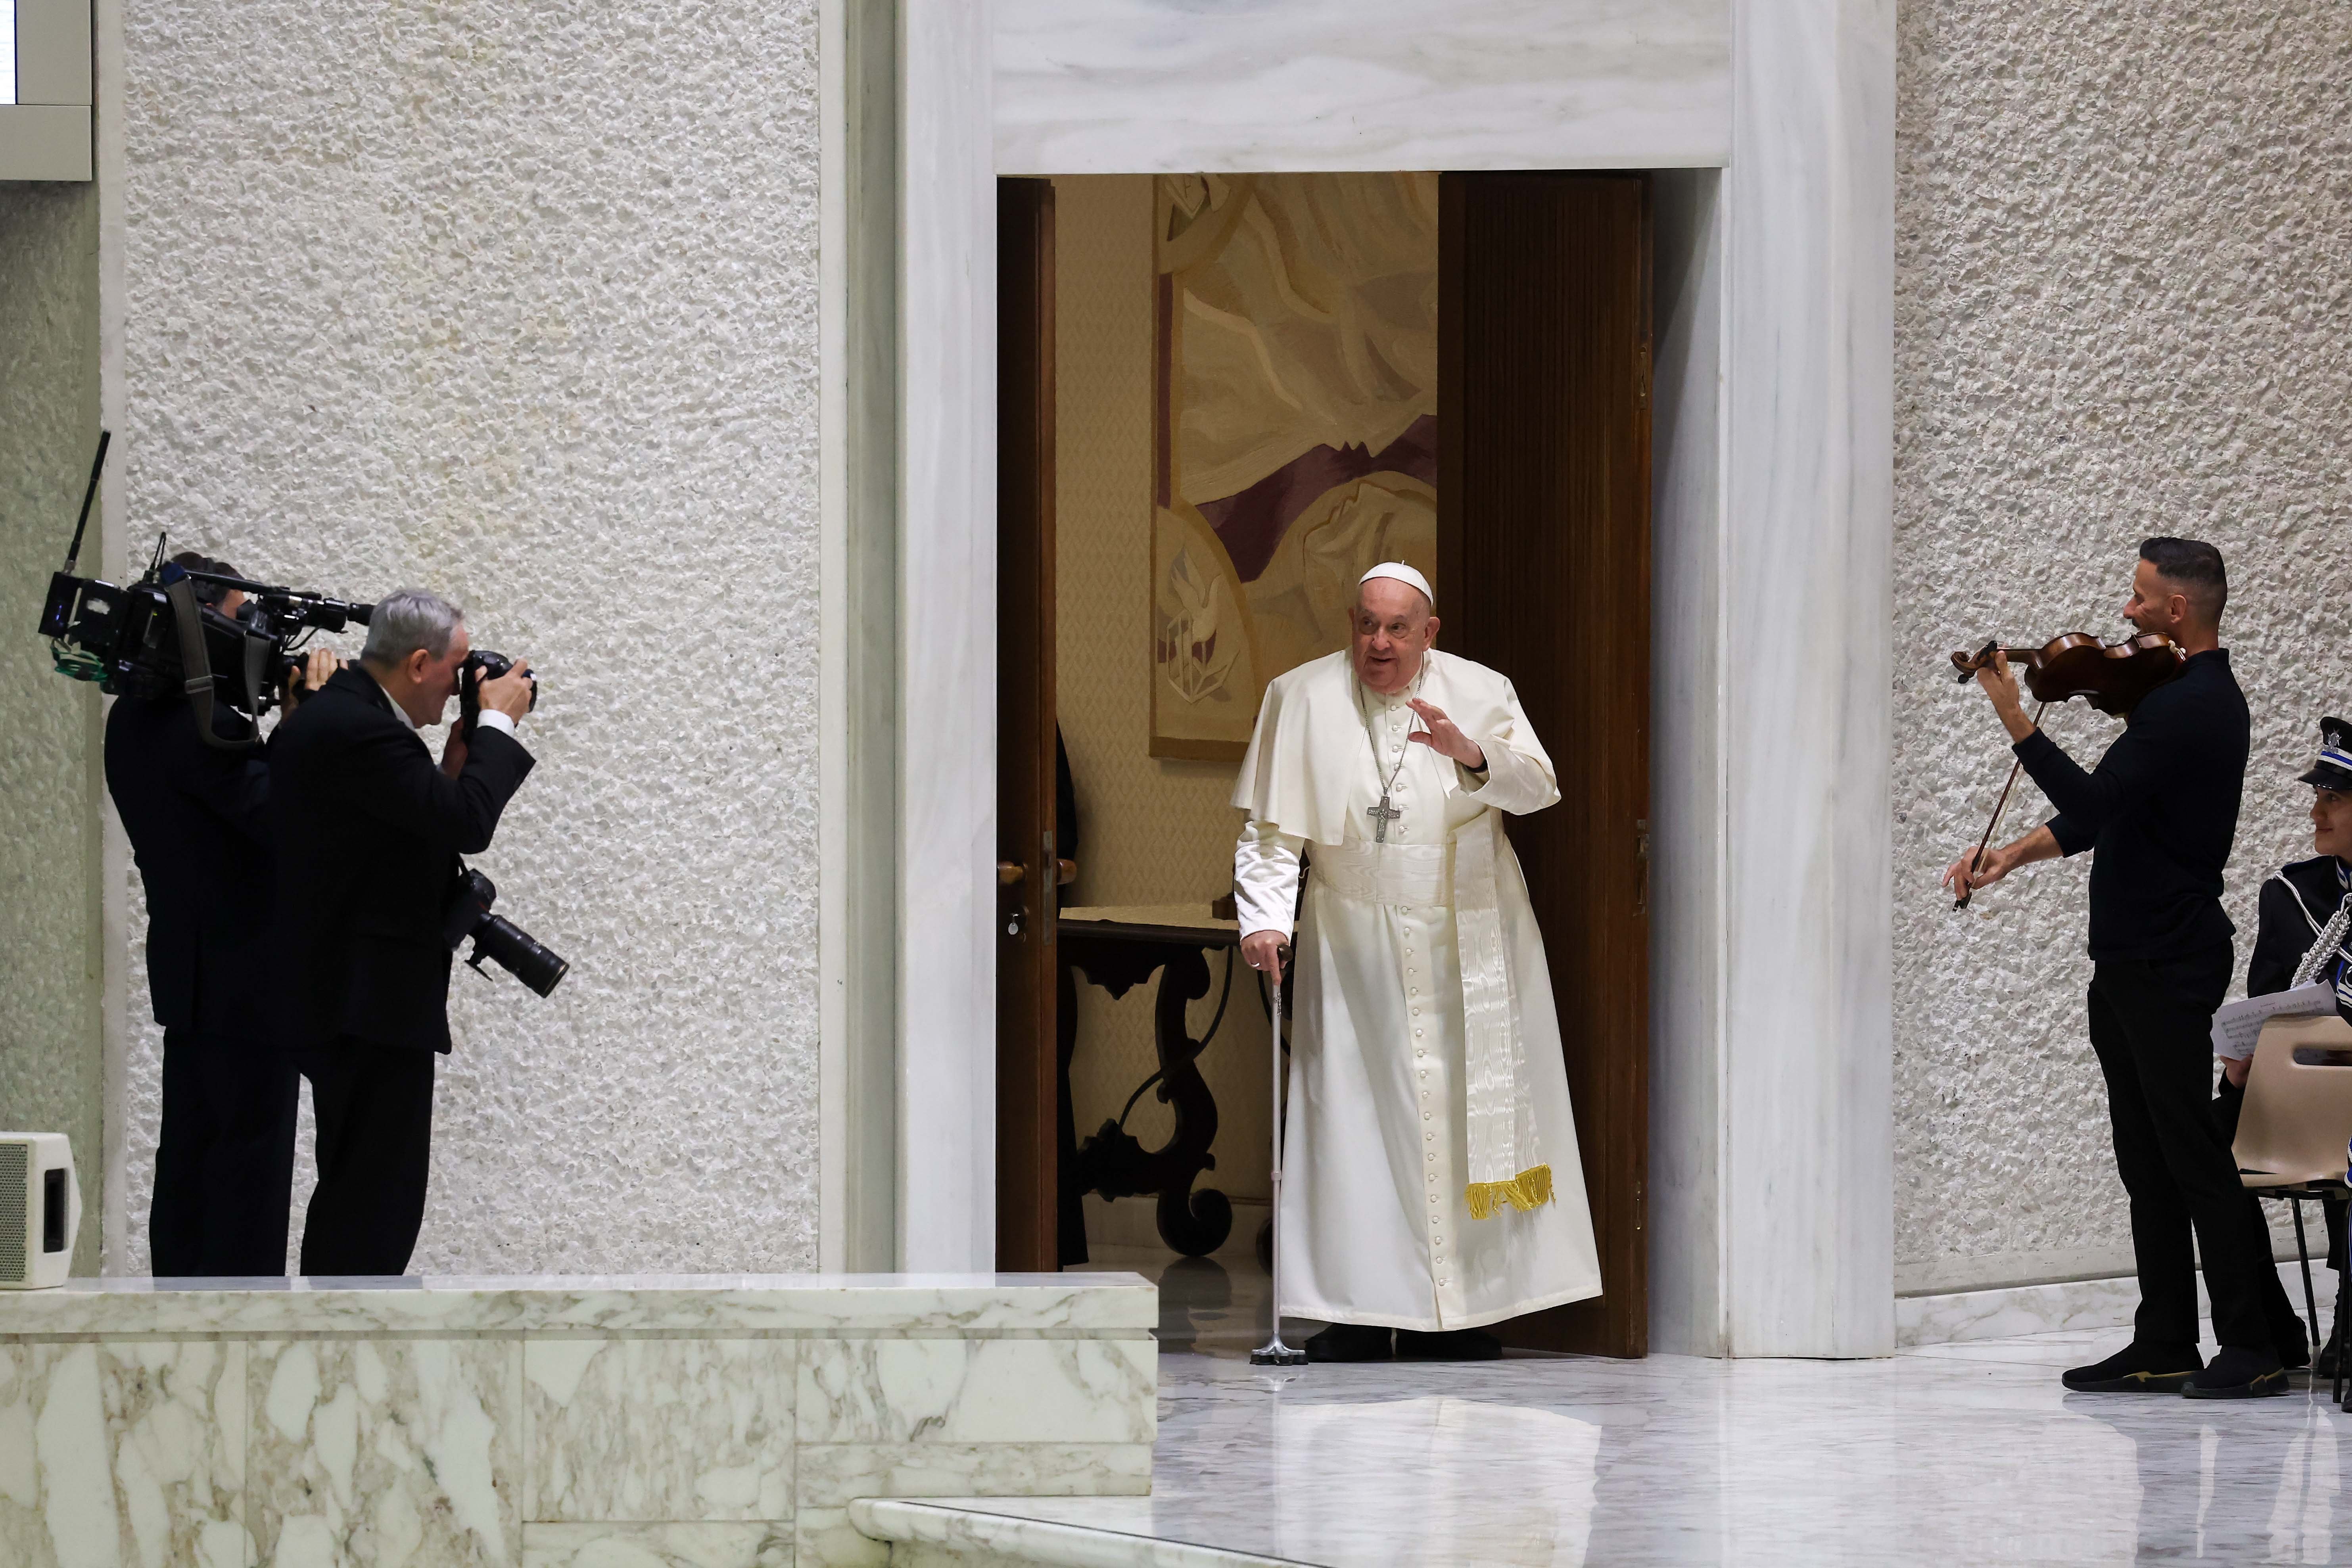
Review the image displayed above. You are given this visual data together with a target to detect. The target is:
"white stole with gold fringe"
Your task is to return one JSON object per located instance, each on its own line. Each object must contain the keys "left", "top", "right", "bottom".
{"left": 1310, "top": 813, "right": 1552, "bottom": 1219}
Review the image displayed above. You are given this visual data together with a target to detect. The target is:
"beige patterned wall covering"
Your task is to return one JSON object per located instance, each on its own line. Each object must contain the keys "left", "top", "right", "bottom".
{"left": 1055, "top": 176, "right": 1273, "bottom": 1218}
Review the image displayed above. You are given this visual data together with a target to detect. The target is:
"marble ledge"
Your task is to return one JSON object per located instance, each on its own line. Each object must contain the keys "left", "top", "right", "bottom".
{"left": 1897, "top": 1260, "right": 2334, "bottom": 1348}
{"left": 851, "top": 1499, "right": 1289, "bottom": 1568}
{"left": 0, "top": 1272, "right": 1158, "bottom": 1340}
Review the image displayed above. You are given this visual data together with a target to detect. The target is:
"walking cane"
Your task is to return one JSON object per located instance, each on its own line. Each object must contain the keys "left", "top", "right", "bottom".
{"left": 1252, "top": 948, "right": 1308, "bottom": 1367}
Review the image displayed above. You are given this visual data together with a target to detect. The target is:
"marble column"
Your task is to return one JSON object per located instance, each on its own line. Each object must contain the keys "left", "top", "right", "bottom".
{"left": 898, "top": 0, "right": 1001, "bottom": 1272}
{"left": 1719, "top": 0, "right": 1896, "bottom": 1357}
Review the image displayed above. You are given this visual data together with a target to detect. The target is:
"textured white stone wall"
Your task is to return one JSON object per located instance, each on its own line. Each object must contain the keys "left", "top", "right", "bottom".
{"left": 112, "top": 0, "right": 823, "bottom": 1272}
{"left": 1894, "top": 0, "right": 2352, "bottom": 1292}
{"left": 0, "top": 182, "right": 104, "bottom": 1276}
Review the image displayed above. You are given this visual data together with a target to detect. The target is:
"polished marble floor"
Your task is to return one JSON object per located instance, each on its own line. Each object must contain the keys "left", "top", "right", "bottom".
{"left": 971, "top": 1247, "right": 2352, "bottom": 1565}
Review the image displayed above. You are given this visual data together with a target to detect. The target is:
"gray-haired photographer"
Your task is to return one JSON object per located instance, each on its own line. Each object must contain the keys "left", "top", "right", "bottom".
{"left": 270, "top": 587, "right": 548, "bottom": 1276}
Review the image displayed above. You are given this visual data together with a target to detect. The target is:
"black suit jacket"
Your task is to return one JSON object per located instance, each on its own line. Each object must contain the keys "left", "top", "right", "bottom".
{"left": 105, "top": 694, "right": 276, "bottom": 1038}
{"left": 270, "top": 665, "right": 534, "bottom": 1052}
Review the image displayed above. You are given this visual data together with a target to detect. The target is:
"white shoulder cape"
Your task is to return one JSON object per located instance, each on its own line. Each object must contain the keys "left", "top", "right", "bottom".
{"left": 1229, "top": 649, "right": 1523, "bottom": 846}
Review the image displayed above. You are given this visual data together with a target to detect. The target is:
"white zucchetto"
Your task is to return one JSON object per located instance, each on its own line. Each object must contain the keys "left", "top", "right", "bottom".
{"left": 1358, "top": 561, "right": 1435, "bottom": 610}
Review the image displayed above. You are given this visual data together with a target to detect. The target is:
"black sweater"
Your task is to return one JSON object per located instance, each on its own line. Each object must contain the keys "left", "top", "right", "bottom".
{"left": 2014, "top": 648, "right": 2248, "bottom": 962}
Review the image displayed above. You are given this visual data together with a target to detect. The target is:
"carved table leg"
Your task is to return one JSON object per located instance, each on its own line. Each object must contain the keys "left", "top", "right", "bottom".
{"left": 1150, "top": 946, "right": 1233, "bottom": 1257}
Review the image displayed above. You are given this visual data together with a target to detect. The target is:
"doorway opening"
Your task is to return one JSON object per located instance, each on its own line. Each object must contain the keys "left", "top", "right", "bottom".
{"left": 998, "top": 171, "right": 1654, "bottom": 1358}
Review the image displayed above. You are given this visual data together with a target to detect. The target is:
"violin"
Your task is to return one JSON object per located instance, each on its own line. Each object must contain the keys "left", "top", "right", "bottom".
{"left": 1945, "top": 631, "right": 2185, "bottom": 909}
{"left": 1949, "top": 631, "right": 2184, "bottom": 718}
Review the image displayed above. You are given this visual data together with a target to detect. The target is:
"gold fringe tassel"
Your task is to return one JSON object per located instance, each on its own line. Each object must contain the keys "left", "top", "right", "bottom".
{"left": 1464, "top": 1164, "right": 1554, "bottom": 1220}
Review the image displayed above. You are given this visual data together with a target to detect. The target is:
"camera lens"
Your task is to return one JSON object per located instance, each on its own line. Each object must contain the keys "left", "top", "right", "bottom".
{"left": 470, "top": 914, "right": 569, "bottom": 997}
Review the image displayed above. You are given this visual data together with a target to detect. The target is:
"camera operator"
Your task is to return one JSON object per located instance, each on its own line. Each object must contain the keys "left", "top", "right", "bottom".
{"left": 106, "top": 551, "right": 338, "bottom": 1277}
{"left": 271, "top": 587, "right": 536, "bottom": 1276}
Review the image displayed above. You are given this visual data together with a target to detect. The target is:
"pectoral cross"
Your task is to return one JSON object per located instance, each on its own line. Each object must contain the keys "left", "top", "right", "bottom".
{"left": 1366, "top": 794, "right": 1403, "bottom": 843}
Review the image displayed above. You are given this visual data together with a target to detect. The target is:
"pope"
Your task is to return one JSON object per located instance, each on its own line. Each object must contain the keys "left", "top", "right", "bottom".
{"left": 1233, "top": 562, "right": 1601, "bottom": 1361}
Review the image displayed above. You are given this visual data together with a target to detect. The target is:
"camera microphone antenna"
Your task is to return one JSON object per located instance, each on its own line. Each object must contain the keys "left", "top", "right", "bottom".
{"left": 59, "top": 430, "right": 109, "bottom": 575}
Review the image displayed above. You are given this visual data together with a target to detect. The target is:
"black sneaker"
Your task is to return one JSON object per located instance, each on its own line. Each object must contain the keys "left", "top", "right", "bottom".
{"left": 1304, "top": 1322, "right": 1394, "bottom": 1362}
{"left": 2061, "top": 1342, "right": 2203, "bottom": 1393}
{"left": 2182, "top": 1346, "right": 2290, "bottom": 1400}
{"left": 1395, "top": 1327, "right": 1502, "bottom": 1361}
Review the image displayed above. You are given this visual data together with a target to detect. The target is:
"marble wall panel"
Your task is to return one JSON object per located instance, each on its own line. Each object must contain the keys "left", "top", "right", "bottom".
{"left": 524, "top": 1339, "right": 795, "bottom": 1524}
{"left": 520, "top": 1522, "right": 790, "bottom": 1568}
{"left": 1720, "top": 0, "right": 1897, "bottom": 1358}
{"left": 249, "top": 1338, "right": 521, "bottom": 1567}
{"left": 0, "top": 1340, "right": 249, "bottom": 1568}
{"left": 797, "top": 1340, "right": 1155, "bottom": 1446}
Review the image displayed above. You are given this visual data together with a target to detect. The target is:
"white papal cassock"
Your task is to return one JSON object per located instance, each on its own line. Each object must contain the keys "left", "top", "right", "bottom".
{"left": 1232, "top": 649, "right": 1600, "bottom": 1331}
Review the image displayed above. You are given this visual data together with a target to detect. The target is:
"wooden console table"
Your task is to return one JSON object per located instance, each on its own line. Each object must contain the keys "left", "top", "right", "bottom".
{"left": 1059, "top": 904, "right": 1243, "bottom": 1257}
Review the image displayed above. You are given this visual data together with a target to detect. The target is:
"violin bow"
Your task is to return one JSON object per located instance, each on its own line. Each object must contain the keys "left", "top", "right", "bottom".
{"left": 1955, "top": 700, "right": 2047, "bottom": 910}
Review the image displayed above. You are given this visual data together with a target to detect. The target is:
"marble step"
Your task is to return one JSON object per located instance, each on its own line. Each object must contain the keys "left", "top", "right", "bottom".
{"left": 851, "top": 1498, "right": 1302, "bottom": 1568}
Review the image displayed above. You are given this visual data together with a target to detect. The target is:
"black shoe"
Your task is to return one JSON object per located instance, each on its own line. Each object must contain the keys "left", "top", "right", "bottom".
{"left": 2061, "top": 1342, "right": 2203, "bottom": 1393}
{"left": 2279, "top": 1334, "right": 2311, "bottom": 1372}
{"left": 2317, "top": 1329, "right": 2340, "bottom": 1379}
{"left": 1305, "top": 1323, "right": 1393, "bottom": 1362}
{"left": 1395, "top": 1327, "right": 1502, "bottom": 1361}
{"left": 2182, "top": 1346, "right": 2290, "bottom": 1400}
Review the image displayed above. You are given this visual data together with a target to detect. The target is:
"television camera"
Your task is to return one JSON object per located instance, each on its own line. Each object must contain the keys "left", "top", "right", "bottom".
{"left": 35, "top": 433, "right": 374, "bottom": 751}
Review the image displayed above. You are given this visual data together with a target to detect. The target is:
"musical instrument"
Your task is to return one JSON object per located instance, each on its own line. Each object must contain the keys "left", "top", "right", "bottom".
{"left": 1949, "top": 632, "right": 2185, "bottom": 717}
{"left": 1947, "top": 631, "right": 2186, "bottom": 909}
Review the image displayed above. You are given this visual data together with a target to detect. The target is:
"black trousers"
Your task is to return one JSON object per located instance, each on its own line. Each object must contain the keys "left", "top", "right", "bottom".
{"left": 2088, "top": 953, "right": 2280, "bottom": 1353}
{"left": 150, "top": 1030, "right": 299, "bottom": 1276}
{"left": 2212, "top": 1077, "right": 2348, "bottom": 1348}
{"left": 290, "top": 1039, "right": 437, "bottom": 1277}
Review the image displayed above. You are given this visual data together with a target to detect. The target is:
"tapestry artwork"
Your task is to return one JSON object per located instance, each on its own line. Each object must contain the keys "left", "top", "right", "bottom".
{"left": 1150, "top": 172, "right": 1440, "bottom": 759}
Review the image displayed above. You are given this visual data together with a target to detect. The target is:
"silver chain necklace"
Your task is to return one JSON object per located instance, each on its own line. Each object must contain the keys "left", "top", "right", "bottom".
{"left": 1355, "top": 666, "right": 1424, "bottom": 844}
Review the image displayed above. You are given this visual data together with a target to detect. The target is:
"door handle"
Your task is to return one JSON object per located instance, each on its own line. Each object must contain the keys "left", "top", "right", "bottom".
{"left": 998, "top": 861, "right": 1025, "bottom": 887}
{"left": 1057, "top": 859, "right": 1077, "bottom": 885}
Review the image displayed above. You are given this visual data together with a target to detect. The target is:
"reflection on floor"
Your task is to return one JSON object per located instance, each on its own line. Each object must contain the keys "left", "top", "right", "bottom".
{"left": 992, "top": 1246, "right": 2352, "bottom": 1565}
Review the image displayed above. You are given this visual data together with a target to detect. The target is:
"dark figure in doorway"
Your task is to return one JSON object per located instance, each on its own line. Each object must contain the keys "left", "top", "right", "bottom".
{"left": 1943, "top": 538, "right": 2287, "bottom": 1399}
{"left": 2216, "top": 714, "right": 2352, "bottom": 1376}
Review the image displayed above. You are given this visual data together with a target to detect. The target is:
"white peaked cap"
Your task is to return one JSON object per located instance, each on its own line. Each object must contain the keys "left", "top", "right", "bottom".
{"left": 1359, "top": 561, "right": 1435, "bottom": 609}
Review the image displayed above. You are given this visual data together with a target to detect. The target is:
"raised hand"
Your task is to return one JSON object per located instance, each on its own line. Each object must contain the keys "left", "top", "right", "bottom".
{"left": 1406, "top": 699, "right": 1486, "bottom": 770}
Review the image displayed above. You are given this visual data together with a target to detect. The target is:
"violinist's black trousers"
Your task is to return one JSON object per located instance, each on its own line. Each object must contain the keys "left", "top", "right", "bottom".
{"left": 2087, "top": 950, "right": 2278, "bottom": 1354}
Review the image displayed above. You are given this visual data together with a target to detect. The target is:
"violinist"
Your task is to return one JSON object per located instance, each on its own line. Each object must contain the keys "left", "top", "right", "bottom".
{"left": 2215, "top": 715, "right": 2352, "bottom": 1377}
{"left": 1942, "top": 538, "right": 2287, "bottom": 1399}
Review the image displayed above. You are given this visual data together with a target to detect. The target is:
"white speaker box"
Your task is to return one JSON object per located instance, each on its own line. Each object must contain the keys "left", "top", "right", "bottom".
{"left": 0, "top": 1133, "right": 80, "bottom": 1288}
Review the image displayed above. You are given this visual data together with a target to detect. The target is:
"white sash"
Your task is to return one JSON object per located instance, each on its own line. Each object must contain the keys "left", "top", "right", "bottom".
{"left": 1312, "top": 815, "right": 1552, "bottom": 1219}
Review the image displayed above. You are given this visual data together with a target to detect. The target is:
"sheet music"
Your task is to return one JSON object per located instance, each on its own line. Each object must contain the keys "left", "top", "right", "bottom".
{"left": 2209, "top": 981, "right": 2337, "bottom": 1061}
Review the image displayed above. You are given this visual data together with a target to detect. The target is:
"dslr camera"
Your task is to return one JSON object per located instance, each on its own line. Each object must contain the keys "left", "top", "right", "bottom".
{"left": 443, "top": 867, "right": 570, "bottom": 997}
{"left": 459, "top": 648, "right": 538, "bottom": 731}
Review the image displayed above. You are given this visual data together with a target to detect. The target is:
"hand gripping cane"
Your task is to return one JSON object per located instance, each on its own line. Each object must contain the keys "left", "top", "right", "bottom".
{"left": 1251, "top": 952, "right": 1308, "bottom": 1366}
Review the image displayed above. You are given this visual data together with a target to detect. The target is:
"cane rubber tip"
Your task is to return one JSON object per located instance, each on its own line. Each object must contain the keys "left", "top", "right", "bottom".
{"left": 1250, "top": 1347, "right": 1309, "bottom": 1366}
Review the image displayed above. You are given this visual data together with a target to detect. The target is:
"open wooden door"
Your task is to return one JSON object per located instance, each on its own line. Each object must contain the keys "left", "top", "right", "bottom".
{"left": 1439, "top": 172, "right": 1652, "bottom": 1357}
{"left": 996, "top": 177, "right": 1060, "bottom": 1272}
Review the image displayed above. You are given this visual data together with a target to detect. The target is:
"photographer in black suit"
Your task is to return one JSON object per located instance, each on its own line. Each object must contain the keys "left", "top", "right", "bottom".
{"left": 271, "top": 587, "right": 537, "bottom": 1275}
{"left": 106, "top": 552, "right": 336, "bottom": 1277}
